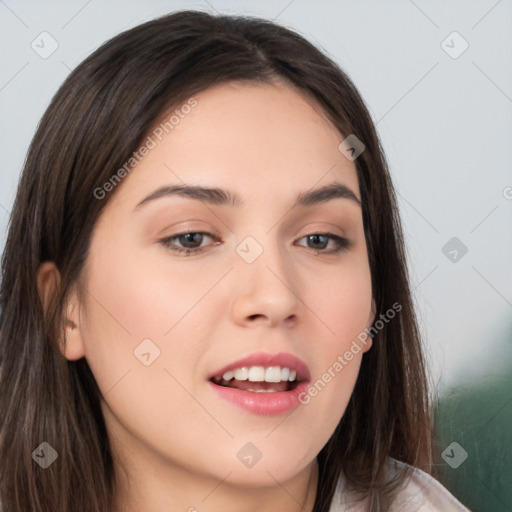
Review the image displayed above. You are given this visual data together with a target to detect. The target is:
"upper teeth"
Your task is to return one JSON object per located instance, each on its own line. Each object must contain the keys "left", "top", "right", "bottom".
{"left": 221, "top": 366, "right": 297, "bottom": 383}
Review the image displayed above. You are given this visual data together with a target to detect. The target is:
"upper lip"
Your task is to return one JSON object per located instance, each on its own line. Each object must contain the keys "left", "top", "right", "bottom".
{"left": 208, "top": 351, "right": 311, "bottom": 382}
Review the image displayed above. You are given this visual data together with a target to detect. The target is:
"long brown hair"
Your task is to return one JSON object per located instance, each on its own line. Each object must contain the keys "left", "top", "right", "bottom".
{"left": 0, "top": 10, "right": 432, "bottom": 512}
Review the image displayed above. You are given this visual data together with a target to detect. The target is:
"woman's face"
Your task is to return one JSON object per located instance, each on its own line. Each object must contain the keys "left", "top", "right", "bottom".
{"left": 67, "top": 81, "right": 374, "bottom": 492}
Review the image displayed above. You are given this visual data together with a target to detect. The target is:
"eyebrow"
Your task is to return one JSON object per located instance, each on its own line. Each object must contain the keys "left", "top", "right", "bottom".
{"left": 134, "top": 181, "right": 361, "bottom": 211}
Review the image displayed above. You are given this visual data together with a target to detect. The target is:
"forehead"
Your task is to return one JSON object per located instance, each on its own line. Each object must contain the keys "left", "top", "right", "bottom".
{"left": 108, "top": 80, "right": 360, "bottom": 212}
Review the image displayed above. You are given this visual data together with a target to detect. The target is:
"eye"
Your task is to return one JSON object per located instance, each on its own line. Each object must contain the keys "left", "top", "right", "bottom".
{"left": 159, "top": 231, "right": 352, "bottom": 257}
{"left": 159, "top": 232, "right": 217, "bottom": 256}
{"left": 296, "top": 233, "right": 352, "bottom": 254}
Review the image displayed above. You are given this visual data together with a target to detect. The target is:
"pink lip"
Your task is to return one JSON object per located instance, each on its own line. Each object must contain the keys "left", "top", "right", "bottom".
{"left": 208, "top": 351, "right": 311, "bottom": 416}
{"left": 208, "top": 380, "right": 310, "bottom": 416}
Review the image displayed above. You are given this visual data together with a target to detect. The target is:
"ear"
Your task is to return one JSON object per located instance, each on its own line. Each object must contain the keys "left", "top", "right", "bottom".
{"left": 362, "top": 298, "right": 377, "bottom": 353}
{"left": 37, "top": 262, "right": 86, "bottom": 361}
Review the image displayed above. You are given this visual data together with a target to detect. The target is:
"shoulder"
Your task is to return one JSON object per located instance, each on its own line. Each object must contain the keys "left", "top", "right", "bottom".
{"left": 387, "top": 459, "right": 470, "bottom": 512}
{"left": 329, "top": 459, "right": 471, "bottom": 512}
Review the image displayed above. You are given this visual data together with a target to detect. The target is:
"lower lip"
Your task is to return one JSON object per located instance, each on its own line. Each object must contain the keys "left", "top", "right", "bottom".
{"left": 208, "top": 380, "right": 309, "bottom": 416}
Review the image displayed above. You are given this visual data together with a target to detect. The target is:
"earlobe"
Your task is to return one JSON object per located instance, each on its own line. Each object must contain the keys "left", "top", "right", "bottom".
{"left": 37, "top": 262, "right": 86, "bottom": 361}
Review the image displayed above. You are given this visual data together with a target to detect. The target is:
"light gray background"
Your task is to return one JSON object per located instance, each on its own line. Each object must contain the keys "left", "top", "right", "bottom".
{"left": 1, "top": 0, "right": 511, "bottom": 450}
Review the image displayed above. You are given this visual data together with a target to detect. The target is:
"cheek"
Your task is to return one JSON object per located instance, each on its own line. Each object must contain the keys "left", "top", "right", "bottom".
{"left": 82, "top": 231, "right": 209, "bottom": 339}
{"left": 78, "top": 231, "right": 220, "bottom": 395}
{"left": 304, "top": 252, "right": 373, "bottom": 343}
{"left": 295, "top": 253, "right": 372, "bottom": 435}
{"left": 78, "top": 241, "right": 213, "bottom": 456}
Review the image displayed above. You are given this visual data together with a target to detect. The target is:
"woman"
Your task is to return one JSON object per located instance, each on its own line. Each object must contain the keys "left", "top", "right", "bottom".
{"left": 0, "top": 10, "right": 470, "bottom": 512}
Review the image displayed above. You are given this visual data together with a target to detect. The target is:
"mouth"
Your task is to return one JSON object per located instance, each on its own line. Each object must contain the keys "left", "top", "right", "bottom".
{"left": 210, "top": 365, "right": 302, "bottom": 393}
{"left": 207, "top": 352, "right": 310, "bottom": 416}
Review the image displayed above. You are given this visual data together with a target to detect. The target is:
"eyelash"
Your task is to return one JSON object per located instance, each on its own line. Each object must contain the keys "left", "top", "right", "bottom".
{"left": 159, "top": 231, "right": 352, "bottom": 256}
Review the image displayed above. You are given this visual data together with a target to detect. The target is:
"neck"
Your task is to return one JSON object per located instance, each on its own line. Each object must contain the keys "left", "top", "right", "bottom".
{"left": 113, "top": 453, "right": 319, "bottom": 512}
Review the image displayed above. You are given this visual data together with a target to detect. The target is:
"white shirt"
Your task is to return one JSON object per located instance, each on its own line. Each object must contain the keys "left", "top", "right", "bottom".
{"left": 329, "top": 459, "right": 470, "bottom": 511}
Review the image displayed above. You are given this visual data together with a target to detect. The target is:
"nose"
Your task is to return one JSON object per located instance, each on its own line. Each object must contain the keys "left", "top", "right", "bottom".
{"left": 230, "top": 242, "right": 300, "bottom": 329}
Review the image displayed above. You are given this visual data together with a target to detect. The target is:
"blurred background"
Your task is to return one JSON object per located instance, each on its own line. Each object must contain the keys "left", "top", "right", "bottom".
{"left": 0, "top": 1, "right": 511, "bottom": 510}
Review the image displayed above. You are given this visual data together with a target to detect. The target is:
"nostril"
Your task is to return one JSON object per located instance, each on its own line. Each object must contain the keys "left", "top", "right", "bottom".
{"left": 248, "top": 314, "right": 266, "bottom": 321}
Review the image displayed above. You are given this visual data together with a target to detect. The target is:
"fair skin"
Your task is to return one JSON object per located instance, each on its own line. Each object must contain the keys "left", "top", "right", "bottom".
{"left": 39, "top": 81, "right": 375, "bottom": 512}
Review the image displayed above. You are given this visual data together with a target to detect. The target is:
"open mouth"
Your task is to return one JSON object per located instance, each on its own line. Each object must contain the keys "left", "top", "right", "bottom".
{"left": 210, "top": 366, "right": 301, "bottom": 393}
{"left": 208, "top": 353, "right": 310, "bottom": 415}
